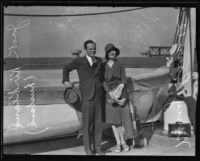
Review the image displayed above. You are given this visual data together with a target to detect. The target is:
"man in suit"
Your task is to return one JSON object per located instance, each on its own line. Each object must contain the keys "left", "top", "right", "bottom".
{"left": 62, "top": 40, "right": 105, "bottom": 155}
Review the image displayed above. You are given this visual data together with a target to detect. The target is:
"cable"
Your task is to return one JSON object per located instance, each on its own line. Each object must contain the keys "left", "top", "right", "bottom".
{"left": 4, "top": 7, "right": 147, "bottom": 17}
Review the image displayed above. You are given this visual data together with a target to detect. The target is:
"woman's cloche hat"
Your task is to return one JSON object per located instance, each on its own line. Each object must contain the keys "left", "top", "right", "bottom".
{"left": 105, "top": 43, "right": 120, "bottom": 59}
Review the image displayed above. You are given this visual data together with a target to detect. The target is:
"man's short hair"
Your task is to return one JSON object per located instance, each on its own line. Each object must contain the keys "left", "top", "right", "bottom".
{"left": 84, "top": 40, "right": 96, "bottom": 50}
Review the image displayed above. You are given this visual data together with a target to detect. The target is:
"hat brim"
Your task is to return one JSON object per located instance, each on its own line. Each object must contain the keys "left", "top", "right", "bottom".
{"left": 107, "top": 47, "right": 120, "bottom": 56}
{"left": 64, "top": 86, "right": 82, "bottom": 112}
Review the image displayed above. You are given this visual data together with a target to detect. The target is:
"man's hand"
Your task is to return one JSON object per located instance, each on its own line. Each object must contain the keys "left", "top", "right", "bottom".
{"left": 64, "top": 81, "right": 73, "bottom": 88}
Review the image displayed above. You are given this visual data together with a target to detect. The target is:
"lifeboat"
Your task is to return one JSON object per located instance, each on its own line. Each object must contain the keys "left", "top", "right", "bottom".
{"left": 3, "top": 67, "right": 170, "bottom": 144}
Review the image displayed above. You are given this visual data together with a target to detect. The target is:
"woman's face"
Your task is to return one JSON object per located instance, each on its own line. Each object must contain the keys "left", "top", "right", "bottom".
{"left": 108, "top": 50, "right": 117, "bottom": 60}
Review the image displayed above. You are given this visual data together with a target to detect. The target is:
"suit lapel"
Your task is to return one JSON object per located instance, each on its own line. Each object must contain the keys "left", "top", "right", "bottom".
{"left": 93, "top": 57, "right": 101, "bottom": 76}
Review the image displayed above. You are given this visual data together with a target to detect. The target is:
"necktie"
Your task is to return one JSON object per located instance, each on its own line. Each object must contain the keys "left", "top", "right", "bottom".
{"left": 91, "top": 57, "right": 97, "bottom": 71}
{"left": 92, "top": 57, "right": 97, "bottom": 65}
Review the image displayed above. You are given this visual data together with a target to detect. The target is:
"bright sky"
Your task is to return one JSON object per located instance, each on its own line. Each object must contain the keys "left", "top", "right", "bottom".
{"left": 4, "top": 7, "right": 179, "bottom": 58}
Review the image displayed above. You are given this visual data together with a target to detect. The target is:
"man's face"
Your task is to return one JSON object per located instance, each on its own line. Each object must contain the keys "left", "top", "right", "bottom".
{"left": 86, "top": 43, "right": 96, "bottom": 57}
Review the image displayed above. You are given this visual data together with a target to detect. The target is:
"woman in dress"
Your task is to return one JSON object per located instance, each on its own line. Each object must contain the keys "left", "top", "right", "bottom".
{"left": 103, "top": 43, "right": 135, "bottom": 153}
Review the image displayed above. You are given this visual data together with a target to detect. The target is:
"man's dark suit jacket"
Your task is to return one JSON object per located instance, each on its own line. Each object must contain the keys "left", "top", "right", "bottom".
{"left": 62, "top": 55, "right": 104, "bottom": 101}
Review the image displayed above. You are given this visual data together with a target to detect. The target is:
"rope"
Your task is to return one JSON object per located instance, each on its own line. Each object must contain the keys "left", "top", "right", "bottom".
{"left": 170, "top": 8, "right": 190, "bottom": 84}
{"left": 3, "top": 7, "right": 147, "bottom": 17}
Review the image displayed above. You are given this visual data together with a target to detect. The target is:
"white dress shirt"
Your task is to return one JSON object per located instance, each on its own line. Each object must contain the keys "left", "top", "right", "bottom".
{"left": 86, "top": 54, "right": 93, "bottom": 66}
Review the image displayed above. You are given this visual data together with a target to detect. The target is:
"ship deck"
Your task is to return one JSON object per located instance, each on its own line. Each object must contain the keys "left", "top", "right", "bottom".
{"left": 3, "top": 127, "right": 195, "bottom": 156}
{"left": 3, "top": 67, "right": 195, "bottom": 156}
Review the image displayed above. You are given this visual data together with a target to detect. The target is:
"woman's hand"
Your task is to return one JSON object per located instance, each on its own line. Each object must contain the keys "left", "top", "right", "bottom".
{"left": 119, "top": 83, "right": 124, "bottom": 88}
{"left": 109, "top": 91, "right": 115, "bottom": 99}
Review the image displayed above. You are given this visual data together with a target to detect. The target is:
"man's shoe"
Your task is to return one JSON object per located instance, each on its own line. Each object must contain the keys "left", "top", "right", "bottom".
{"left": 85, "top": 149, "right": 96, "bottom": 155}
{"left": 86, "top": 151, "right": 95, "bottom": 155}
{"left": 95, "top": 151, "right": 105, "bottom": 155}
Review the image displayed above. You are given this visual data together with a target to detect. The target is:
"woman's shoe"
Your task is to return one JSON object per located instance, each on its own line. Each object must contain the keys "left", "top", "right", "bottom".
{"left": 122, "top": 143, "right": 130, "bottom": 152}
{"left": 114, "top": 145, "right": 122, "bottom": 153}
